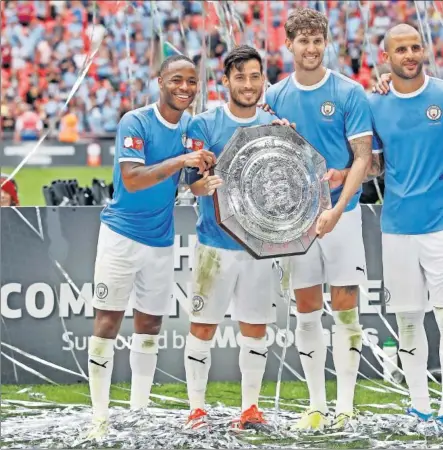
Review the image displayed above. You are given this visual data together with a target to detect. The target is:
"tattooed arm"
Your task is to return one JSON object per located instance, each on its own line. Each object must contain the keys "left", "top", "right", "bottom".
{"left": 334, "top": 134, "right": 373, "bottom": 213}
{"left": 364, "top": 153, "right": 384, "bottom": 182}
{"left": 337, "top": 152, "right": 384, "bottom": 184}
{"left": 316, "top": 135, "right": 372, "bottom": 237}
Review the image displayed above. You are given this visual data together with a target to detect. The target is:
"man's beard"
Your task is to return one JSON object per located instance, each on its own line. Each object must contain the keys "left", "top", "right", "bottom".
{"left": 392, "top": 61, "right": 424, "bottom": 80}
{"left": 300, "top": 59, "right": 323, "bottom": 71}
{"left": 230, "top": 91, "right": 260, "bottom": 108}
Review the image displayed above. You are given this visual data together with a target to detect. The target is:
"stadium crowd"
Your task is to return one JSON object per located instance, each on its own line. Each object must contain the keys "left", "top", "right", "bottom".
{"left": 2, "top": 0, "right": 443, "bottom": 143}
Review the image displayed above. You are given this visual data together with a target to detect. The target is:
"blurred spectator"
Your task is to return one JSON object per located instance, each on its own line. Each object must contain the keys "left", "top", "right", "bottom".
{"left": 2, "top": 0, "right": 443, "bottom": 142}
{"left": 58, "top": 109, "right": 79, "bottom": 142}
{"left": 0, "top": 175, "right": 20, "bottom": 207}
{"left": 13, "top": 103, "right": 43, "bottom": 142}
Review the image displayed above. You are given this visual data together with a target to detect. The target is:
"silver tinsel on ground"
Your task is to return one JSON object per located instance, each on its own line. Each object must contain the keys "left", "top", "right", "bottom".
{"left": 2, "top": 398, "right": 443, "bottom": 449}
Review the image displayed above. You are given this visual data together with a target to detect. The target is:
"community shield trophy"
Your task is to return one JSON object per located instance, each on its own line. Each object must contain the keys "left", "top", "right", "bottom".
{"left": 213, "top": 124, "right": 332, "bottom": 259}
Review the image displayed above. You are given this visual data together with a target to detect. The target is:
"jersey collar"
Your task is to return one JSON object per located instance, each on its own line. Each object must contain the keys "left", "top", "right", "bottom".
{"left": 223, "top": 104, "right": 258, "bottom": 123}
{"left": 390, "top": 74, "right": 429, "bottom": 99}
{"left": 291, "top": 68, "right": 331, "bottom": 91}
{"left": 153, "top": 103, "right": 179, "bottom": 129}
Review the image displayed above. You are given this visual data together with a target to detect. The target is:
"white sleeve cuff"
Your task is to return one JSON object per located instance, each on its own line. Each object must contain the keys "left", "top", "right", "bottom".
{"left": 118, "top": 157, "right": 145, "bottom": 164}
{"left": 372, "top": 149, "right": 383, "bottom": 154}
{"left": 347, "top": 131, "right": 373, "bottom": 141}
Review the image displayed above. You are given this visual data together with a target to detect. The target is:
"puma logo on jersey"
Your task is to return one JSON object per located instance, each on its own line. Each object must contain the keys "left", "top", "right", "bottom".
{"left": 356, "top": 266, "right": 365, "bottom": 274}
{"left": 350, "top": 347, "right": 362, "bottom": 355}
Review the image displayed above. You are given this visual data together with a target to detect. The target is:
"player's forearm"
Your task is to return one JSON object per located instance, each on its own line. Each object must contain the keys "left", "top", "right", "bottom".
{"left": 121, "top": 157, "right": 184, "bottom": 192}
{"left": 364, "top": 153, "right": 384, "bottom": 182}
{"left": 190, "top": 178, "right": 208, "bottom": 196}
{"left": 335, "top": 136, "right": 372, "bottom": 213}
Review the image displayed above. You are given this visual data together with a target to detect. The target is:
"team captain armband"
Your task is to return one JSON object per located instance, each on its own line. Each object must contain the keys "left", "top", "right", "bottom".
{"left": 123, "top": 136, "right": 144, "bottom": 151}
{"left": 186, "top": 138, "right": 205, "bottom": 151}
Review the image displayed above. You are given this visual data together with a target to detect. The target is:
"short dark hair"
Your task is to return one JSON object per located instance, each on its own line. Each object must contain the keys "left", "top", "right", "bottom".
{"left": 223, "top": 45, "right": 263, "bottom": 78}
{"left": 159, "top": 55, "right": 195, "bottom": 75}
{"left": 285, "top": 8, "right": 328, "bottom": 41}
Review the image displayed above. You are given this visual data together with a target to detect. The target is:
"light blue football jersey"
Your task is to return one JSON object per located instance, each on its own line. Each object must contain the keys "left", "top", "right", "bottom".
{"left": 369, "top": 75, "right": 443, "bottom": 235}
{"left": 185, "top": 104, "right": 275, "bottom": 250}
{"left": 265, "top": 69, "right": 373, "bottom": 211}
{"left": 101, "top": 103, "right": 191, "bottom": 247}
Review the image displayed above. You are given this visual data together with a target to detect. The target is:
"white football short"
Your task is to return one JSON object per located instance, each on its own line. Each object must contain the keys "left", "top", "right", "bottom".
{"left": 290, "top": 204, "right": 367, "bottom": 289}
{"left": 92, "top": 224, "right": 174, "bottom": 316}
{"left": 189, "top": 242, "right": 277, "bottom": 324}
{"left": 382, "top": 230, "right": 443, "bottom": 313}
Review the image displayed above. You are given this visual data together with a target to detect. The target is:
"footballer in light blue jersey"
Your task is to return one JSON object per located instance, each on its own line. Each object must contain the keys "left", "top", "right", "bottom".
{"left": 87, "top": 56, "right": 217, "bottom": 435}
{"left": 101, "top": 103, "right": 191, "bottom": 247}
{"left": 265, "top": 69, "right": 373, "bottom": 212}
{"left": 369, "top": 75, "right": 443, "bottom": 235}
{"left": 185, "top": 104, "right": 275, "bottom": 250}
{"left": 266, "top": 8, "right": 374, "bottom": 431}
{"left": 182, "top": 45, "right": 290, "bottom": 432}
{"left": 369, "top": 24, "right": 443, "bottom": 423}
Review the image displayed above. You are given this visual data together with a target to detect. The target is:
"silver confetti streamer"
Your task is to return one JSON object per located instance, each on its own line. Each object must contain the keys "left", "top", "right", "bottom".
{"left": 2, "top": 401, "right": 443, "bottom": 448}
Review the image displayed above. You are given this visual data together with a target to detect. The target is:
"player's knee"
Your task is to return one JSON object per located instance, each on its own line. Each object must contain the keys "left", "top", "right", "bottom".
{"left": 134, "top": 312, "right": 163, "bottom": 335}
{"left": 294, "top": 285, "right": 323, "bottom": 313}
{"left": 331, "top": 285, "right": 359, "bottom": 310}
{"left": 190, "top": 322, "right": 217, "bottom": 341}
{"left": 238, "top": 322, "right": 266, "bottom": 339}
{"left": 93, "top": 310, "right": 124, "bottom": 339}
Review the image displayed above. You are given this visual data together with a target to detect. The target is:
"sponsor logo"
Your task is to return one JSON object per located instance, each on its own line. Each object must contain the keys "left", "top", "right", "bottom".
{"left": 321, "top": 101, "right": 335, "bottom": 116}
{"left": 186, "top": 138, "right": 205, "bottom": 151}
{"left": 61, "top": 326, "right": 380, "bottom": 352}
{"left": 426, "top": 105, "right": 442, "bottom": 121}
{"left": 123, "top": 136, "right": 144, "bottom": 150}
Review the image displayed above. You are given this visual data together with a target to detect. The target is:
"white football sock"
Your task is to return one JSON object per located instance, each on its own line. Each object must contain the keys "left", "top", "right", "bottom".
{"left": 332, "top": 308, "right": 363, "bottom": 415}
{"left": 295, "top": 309, "right": 327, "bottom": 413}
{"left": 129, "top": 333, "right": 158, "bottom": 409}
{"left": 184, "top": 333, "right": 212, "bottom": 411}
{"left": 239, "top": 335, "right": 268, "bottom": 412}
{"left": 433, "top": 307, "right": 443, "bottom": 416}
{"left": 396, "top": 311, "right": 431, "bottom": 413}
{"left": 88, "top": 336, "right": 115, "bottom": 420}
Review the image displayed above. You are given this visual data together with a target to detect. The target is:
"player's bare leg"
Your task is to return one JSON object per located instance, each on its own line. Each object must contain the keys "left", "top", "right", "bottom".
{"left": 292, "top": 285, "right": 330, "bottom": 431}
{"left": 235, "top": 322, "right": 271, "bottom": 432}
{"left": 87, "top": 309, "right": 125, "bottom": 438}
{"left": 184, "top": 322, "right": 217, "bottom": 430}
{"left": 330, "top": 285, "right": 362, "bottom": 429}
{"left": 130, "top": 311, "right": 164, "bottom": 410}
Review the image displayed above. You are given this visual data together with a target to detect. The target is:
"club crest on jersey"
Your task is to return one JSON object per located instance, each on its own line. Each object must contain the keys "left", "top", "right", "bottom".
{"left": 321, "top": 101, "right": 335, "bottom": 116}
{"left": 181, "top": 133, "right": 187, "bottom": 147}
{"left": 123, "top": 136, "right": 144, "bottom": 150}
{"left": 95, "top": 283, "right": 108, "bottom": 300}
{"left": 192, "top": 295, "right": 204, "bottom": 313}
{"left": 426, "top": 105, "right": 442, "bottom": 121}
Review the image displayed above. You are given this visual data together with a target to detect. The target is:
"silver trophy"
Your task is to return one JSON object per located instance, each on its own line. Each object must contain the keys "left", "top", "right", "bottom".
{"left": 213, "top": 124, "right": 332, "bottom": 259}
